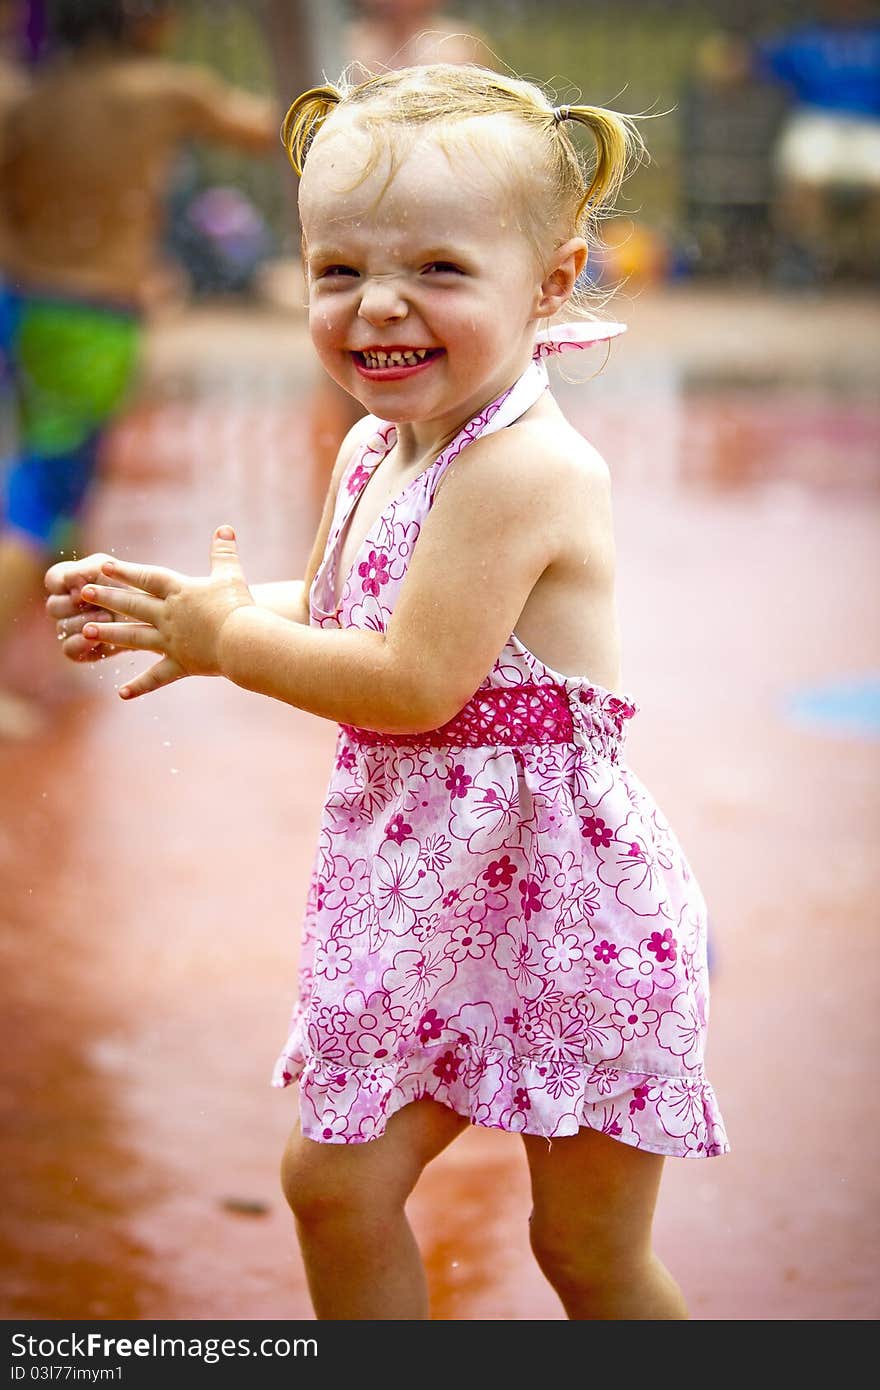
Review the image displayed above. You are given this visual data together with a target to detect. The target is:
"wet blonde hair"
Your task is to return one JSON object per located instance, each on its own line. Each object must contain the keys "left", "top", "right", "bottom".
{"left": 281, "top": 64, "right": 644, "bottom": 265}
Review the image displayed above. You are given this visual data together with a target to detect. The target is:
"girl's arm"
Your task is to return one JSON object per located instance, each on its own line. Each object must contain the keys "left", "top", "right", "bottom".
{"left": 84, "top": 417, "right": 611, "bottom": 733}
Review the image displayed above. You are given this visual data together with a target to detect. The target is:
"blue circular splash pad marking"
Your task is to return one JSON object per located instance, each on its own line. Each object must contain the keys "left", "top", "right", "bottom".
{"left": 786, "top": 677, "right": 880, "bottom": 739}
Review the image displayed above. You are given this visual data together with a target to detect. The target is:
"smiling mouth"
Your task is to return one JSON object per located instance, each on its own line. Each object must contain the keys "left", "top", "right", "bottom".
{"left": 353, "top": 347, "right": 444, "bottom": 373}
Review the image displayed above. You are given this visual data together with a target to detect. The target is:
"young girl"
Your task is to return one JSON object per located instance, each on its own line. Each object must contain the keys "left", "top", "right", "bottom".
{"left": 45, "top": 63, "right": 728, "bottom": 1321}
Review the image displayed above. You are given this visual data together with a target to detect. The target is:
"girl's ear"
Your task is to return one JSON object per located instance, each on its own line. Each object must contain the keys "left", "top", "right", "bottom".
{"left": 535, "top": 238, "right": 588, "bottom": 317}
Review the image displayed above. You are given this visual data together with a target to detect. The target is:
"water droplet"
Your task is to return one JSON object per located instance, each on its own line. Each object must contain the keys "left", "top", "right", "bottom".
{"left": 170, "top": 767, "right": 179, "bottom": 775}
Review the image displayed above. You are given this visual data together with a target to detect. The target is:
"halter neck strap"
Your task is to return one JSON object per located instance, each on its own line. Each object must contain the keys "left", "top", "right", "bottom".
{"left": 426, "top": 319, "right": 626, "bottom": 493}
{"left": 533, "top": 318, "right": 626, "bottom": 358}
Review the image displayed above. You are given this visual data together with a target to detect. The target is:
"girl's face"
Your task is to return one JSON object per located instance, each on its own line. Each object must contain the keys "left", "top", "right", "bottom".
{"left": 299, "top": 116, "right": 558, "bottom": 438}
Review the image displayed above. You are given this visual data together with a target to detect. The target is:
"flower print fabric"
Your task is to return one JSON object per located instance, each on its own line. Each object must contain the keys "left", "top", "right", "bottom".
{"left": 273, "top": 321, "right": 729, "bottom": 1159}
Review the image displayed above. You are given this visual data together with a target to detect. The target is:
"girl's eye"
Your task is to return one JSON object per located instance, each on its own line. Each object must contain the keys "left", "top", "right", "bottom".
{"left": 422, "top": 261, "right": 464, "bottom": 275}
{"left": 317, "top": 265, "right": 359, "bottom": 279}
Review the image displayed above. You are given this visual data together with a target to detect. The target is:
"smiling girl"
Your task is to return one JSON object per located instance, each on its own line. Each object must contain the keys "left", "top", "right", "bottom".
{"left": 45, "top": 64, "right": 728, "bottom": 1320}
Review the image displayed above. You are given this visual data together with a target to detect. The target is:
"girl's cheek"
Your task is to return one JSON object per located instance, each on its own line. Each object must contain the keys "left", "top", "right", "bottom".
{"left": 309, "top": 305, "right": 341, "bottom": 351}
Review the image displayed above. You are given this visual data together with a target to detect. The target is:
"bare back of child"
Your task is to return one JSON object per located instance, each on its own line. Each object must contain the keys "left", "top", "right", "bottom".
{"left": 0, "top": 0, "right": 277, "bottom": 738}
{"left": 2, "top": 2, "right": 275, "bottom": 306}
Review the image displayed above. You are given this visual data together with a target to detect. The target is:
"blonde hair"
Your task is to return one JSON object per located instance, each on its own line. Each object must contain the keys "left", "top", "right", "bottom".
{"left": 281, "top": 64, "right": 644, "bottom": 257}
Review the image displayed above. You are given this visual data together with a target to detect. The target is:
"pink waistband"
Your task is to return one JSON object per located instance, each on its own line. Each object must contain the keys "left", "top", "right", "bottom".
{"left": 341, "top": 683, "right": 576, "bottom": 750}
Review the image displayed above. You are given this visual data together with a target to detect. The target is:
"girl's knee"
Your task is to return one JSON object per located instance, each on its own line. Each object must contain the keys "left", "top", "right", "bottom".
{"left": 529, "top": 1212, "right": 685, "bottom": 1318}
{"left": 528, "top": 1207, "right": 645, "bottom": 1291}
{"left": 528, "top": 1208, "right": 577, "bottom": 1280}
{"left": 280, "top": 1133, "right": 344, "bottom": 1222}
{"left": 280, "top": 1130, "right": 399, "bottom": 1229}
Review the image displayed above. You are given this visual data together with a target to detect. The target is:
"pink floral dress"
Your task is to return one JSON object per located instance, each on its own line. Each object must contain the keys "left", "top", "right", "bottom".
{"left": 273, "top": 323, "right": 729, "bottom": 1159}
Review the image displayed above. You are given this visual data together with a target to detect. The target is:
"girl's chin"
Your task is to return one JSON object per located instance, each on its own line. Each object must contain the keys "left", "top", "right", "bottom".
{"left": 347, "top": 382, "right": 443, "bottom": 422}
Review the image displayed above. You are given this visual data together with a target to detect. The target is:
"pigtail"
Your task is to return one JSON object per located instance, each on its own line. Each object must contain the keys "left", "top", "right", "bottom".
{"left": 557, "top": 104, "right": 644, "bottom": 219}
{"left": 281, "top": 84, "right": 342, "bottom": 176}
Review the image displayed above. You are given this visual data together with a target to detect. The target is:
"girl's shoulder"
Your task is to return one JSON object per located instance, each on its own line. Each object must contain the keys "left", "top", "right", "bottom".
{"left": 330, "top": 412, "right": 388, "bottom": 489}
{"left": 311, "top": 412, "right": 387, "bottom": 538}
{"left": 438, "top": 399, "right": 612, "bottom": 521}
{"left": 337, "top": 411, "right": 385, "bottom": 467}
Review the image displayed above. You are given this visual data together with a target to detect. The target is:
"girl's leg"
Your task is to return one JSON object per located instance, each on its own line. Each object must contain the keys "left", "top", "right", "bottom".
{"left": 281, "top": 1096, "right": 468, "bottom": 1320}
{"left": 522, "top": 1127, "right": 688, "bottom": 1320}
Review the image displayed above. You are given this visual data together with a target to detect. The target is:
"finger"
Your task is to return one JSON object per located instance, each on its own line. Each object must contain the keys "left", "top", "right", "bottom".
{"left": 99, "top": 558, "right": 177, "bottom": 599}
{"left": 55, "top": 604, "right": 112, "bottom": 634}
{"left": 53, "top": 608, "right": 115, "bottom": 655}
{"left": 118, "top": 656, "right": 186, "bottom": 700}
{"left": 210, "top": 525, "right": 243, "bottom": 578}
{"left": 54, "top": 605, "right": 122, "bottom": 660}
{"left": 44, "top": 553, "right": 113, "bottom": 595}
{"left": 82, "top": 621, "right": 162, "bottom": 653}
{"left": 62, "top": 632, "right": 118, "bottom": 662}
{"left": 46, "top": 592, "right": 82, "bottom": 620}
{"left": 80, "top": 584, "right": 162, "bottom": 624}
{"left": 46, "top": 593, "right": 115, "bottom": 621}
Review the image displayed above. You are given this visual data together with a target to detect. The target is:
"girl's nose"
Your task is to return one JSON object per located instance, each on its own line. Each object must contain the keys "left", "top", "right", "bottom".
{"left": 357, "top": 278, "right": 408, "bottom": 326}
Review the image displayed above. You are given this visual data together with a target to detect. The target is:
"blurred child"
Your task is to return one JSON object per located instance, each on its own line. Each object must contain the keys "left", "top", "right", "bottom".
{"left": 46, "top": 63, "right": 728, "bottom": 1319}
{"left": 347, "top": 0, "right": 494, "bottom": 71}
{"left": 756, "top": 0, "right": 880, "bottom": 281}
{"left": 0, "top": 0, "right": 277, "bottom": 737}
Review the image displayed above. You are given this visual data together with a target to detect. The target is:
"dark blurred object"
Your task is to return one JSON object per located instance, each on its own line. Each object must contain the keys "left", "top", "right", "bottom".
{"left": 29, "top": 0, "right": 183, "bottom": 67}
{"left": 756, "top": 0, "right": 880, "bottom": 285}
{"left": 678, "top": 29, "right": 788, "bottom": 280}
{"left": 165, "top": 161, "right": 274, "bottom": 297}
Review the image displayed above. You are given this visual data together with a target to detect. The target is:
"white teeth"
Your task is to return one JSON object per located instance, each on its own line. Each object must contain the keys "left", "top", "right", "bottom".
{"left": 360, "top": 348, "right": 433, "bottom": 369}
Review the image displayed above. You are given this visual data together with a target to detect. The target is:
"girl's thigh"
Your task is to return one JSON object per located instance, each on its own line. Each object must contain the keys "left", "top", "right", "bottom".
{"left": 282, "top": 1096, "right": 469, "bottom": 1212}
{"left": 521, "top": 1126, "right": 666, "bottom": 1253}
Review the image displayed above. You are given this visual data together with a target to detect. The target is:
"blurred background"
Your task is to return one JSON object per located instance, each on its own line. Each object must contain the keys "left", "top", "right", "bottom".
{"left": 1, "top": 0, "right": 878, "bottom": 1322}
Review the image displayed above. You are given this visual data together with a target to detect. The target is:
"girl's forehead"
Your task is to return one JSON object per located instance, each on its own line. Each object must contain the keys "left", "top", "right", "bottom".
{"left": 300, "top": 112, "right": 532, "bottom": 228}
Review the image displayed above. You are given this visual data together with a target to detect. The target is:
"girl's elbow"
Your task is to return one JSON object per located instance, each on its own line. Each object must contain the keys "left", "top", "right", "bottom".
{"left": 390, "top": 675, "right": 476, "bottom": 735}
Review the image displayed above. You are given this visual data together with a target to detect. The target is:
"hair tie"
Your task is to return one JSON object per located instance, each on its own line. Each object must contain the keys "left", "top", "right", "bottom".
{"left": 553, "top": 105, "right": 571, "bottom": 126}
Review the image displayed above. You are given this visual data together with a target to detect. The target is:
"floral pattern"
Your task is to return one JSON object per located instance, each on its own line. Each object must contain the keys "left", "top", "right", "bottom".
{"left": 273, "top": 325, "right": 728, "bottom": 1160}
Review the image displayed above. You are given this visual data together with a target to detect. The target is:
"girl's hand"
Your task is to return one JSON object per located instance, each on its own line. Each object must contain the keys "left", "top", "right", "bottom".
{"left": 78, "top": 526, "right": 255, "bottom": 700}
{"left": 45, "top": 552, "right": 131, "bottom": 662}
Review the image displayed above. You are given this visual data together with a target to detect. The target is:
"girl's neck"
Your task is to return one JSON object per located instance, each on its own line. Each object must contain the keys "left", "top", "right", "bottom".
{"left": 391, "top": 419, "right": 463, "bottom": 471}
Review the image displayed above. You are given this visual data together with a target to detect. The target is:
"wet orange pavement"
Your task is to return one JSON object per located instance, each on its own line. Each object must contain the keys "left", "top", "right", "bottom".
{"left": 1, "top": 286, "right": 878, "bottom": 1320}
